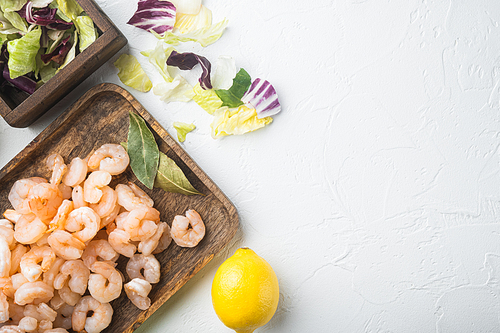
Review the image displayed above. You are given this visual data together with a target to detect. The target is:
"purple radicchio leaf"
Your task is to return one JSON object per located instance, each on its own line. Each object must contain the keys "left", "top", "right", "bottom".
{"left": 127, "top": 0, "right": 176, "bottom": 35}
{"left": 3, "top": 64, "right": 37, "bottom": 94}
{"left": 20, "top": 2, "right": 73, "bottom": 30}
{"left": 40, "top": 35, "right": 72, "bottom": 65}
{"left": 241, "top": 78, "right": 281, "bottom": 118}
{"left": 166, "top": 50, "right": 212, "bottom": 90}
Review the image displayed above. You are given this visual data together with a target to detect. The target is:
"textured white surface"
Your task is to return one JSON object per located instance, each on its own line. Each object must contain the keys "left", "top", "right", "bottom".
{"left": 2, "top": 0, "right": 500, "bottom": 331}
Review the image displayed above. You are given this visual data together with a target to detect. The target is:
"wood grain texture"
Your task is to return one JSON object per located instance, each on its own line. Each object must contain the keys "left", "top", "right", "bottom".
{"left": 0, "top": 83, "right": 239, "bottom": 333}
{"left": 0, "top": 0, "right": 127, "bottom": 128}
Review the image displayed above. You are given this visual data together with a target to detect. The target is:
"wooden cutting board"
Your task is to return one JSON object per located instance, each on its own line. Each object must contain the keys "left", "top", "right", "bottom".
{"left": 0, "top": 83, "right": 239, "bottom": 332}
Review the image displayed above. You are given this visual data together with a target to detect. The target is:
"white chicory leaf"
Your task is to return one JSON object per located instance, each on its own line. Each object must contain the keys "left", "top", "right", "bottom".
{"left": 169, "top": 0, "right": 201, "bottom": 15}
{"left": 127, "top": 0, "right": 176, "bottom": 35}
{"left": 211, "top": 55, "right": 236, "bottom": 90}
{"left": 173, "top": 122, "right": 195, "bottom": 142}
{"left": 7, "top": 26, "right": 41, "bottom": 78}
{"left": 114, "top": 53, "right": 153, "bottom": 92}
{"left": 241, "top": 78, "right": 282, "bottom": 119}
{"left": 210, "top": 105, "right": 273, "bottom": 139}
{"left": 0, "top": 11, "right": 22, "bottom": 34}
{"left": 31, "top": 0, "right": 54, "bottom": 7}
{"left": 174, "top": 5, "right": 211, "bottom": 34}
{"left": 153, "top": 74, "right": 195, "bottom": 102}
{"left": 140, "top": 41, "right": 175, "bottom": 82}
{"left": 192, "top": 83, "right": 222, "bottom": 115}
{"left": 153, "top": 18, "right": 228, "bottom": 47}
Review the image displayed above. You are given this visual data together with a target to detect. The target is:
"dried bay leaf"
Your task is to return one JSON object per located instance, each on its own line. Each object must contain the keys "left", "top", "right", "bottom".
{"left": 127, "top": 111, "right": 159, "bottom": 189}
{"left": 154, "top": 152, "right": 202, "bottom": 196}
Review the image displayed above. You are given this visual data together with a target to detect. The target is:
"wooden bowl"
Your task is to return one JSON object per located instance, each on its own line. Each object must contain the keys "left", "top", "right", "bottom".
{"left": 0, "top": 0, "right": 127, "bottom": 128}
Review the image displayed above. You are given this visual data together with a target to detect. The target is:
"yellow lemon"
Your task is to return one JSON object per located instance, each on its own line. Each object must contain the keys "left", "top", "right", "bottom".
{"left": 211, "top": 247, "right": 279, "bottom": 333}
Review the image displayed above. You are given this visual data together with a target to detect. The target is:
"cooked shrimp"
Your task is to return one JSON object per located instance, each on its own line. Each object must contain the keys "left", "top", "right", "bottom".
{"left": 0, "top": 221, "right": 15, "bottom": 249}
{"left": 14, "top": 281, "right": 54, "bottom": 305}
{"left": 126, "top": 254, "right": 160, "bottom": 284}
{"left": 153, "top": 222, "right": 172, "bottom": 254}
{"left": 47, "top": 231, "right": 85, "bottom": 260}
{"left": 116, "top": 183, "right": 153, "bottom": 212}
{"left": 88, "top": 144, "right": 129, "bottom": 176}
{"left": 72, "top": 295, "right": 112, "bottom": 333}
{"left": 42, "top": 257, "right": 65, "bottom": 289}
{"left": 58, "top": 183, "right": 73, "bottom": 200}
{"left": 18, "top": 316, "right": 37, "bottom": 331}
{"left": 8, "top": 177, "right": 48, "bottom": 214}
{"left": 14, "top": 214, "right": 47, "bottom": 245}
{"left": 62, "top": 157, "right": 88, "bottom": 187}
{"left": 71, "top": 186, "right": 87, "bottom": 209}
{"left": 58, "top": 282, "right": 81, "bottom": 306}
{"left": 46, "top": 153, "right": 68, "bottom": 186}
{"left": 9, "top": 244, "right": 27, "bottom": 276}
{"left": 88, "top": 262, "right": 122, "bottom": 303}
{"left": 47, "top": 200, "right": 73, "bottom": 233}
{"left": 7, "top": 299, "right": 24, "bottom": 325}
{"left": 28, "top": 183, "right": 63, "bottom": 222}
{"left": 81, "top": 240, "right": 119, "bottom": 270}
{"left": 122, "top": 207, "right": 160, "bottom": 241}
{"left": 3, "top": 210, "right": 21, "bottom": 224}
{"left": 108, "top": 229, "right": 136, "bottom": 258}
{"left": 0, "top": 238, "right": 10, "bottom": 278}
{"left": 83, "top": 171, "right": 112, "bottom": 204}
{"left": 89, "top": 186, "right": 117, "bottom": 218}
{"left": 49, "top": 290, "right": 65, "bottom": 310}
{"left": 124, "top": 278, "right": 152, "bottom": 310}
{"left": 0, "top": 292, "right": 8, "bottom": 322}
{"left": 64, "top": 207, "right": 100, "bottom": 243}
{"left": 54, "top": 260, "right": 89, "bottom": 295}
{"left": 100, "top": 203, "right": 120, "bottom": 229}
{"left": 39, "top": 320, "right": 53, "bottom": 331}
{"left": 11, "top": 273, "right": 28, "bottom": 293}
{"left": 139, "top": 222, "right": 168, "bottom": 256}
{"left": 114, "top": 212, "right": 129, "bottom": 230}
{"left": 0, "top": 276, "right": 14, "bottom": 299}
{"left": 170, "top": 209, "right": 205, "bottom": 247}
{"left": 20, "top": 246, "right": 56, "bottom": 282}
{"left": 24, "top": 303, "right": 57, "bottom": 322}
{"left": 44, "top": 329, "right": 69, "bottom": 333}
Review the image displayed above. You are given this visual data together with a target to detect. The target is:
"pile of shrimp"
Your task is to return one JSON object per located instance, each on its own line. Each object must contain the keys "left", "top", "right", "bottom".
{"left": 0, "top": 143, "right": 206, "bottom": 333}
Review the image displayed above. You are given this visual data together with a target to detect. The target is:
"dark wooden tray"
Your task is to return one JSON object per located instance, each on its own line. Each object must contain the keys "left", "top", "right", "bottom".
{"left": 0, "top": 83, "right": 239, "bottom": 333}
{"left": 0, "top": 0, "right": 127, "bottom": 128}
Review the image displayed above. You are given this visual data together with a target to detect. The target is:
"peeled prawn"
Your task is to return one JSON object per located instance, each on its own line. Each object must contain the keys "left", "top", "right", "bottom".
{"left": 72, "top": 296, "right": 112, "bottom": 333}
{"left": 139, "top": 222, "right": 169, "bottom": 256}
{"left": 116, "top": 183, "right": 154, "bottom": 212}
{"left": 8, "top": 177, "right": 47, "bottom": 215}
{"left": 88, "top": 262, "right": 122, "bottom": 303}
{"left": 89, "top": 186, "right": 117, "bottom": 218}
{"left": 54, "top": 260, "right": 89, "bottom": 295}
{"left": 47, "top": 231, "right": 85, "bottom": 260}
{"left": 46, "top": 153, "right": 67, "bottom": 186}
{"left": 126, "top": 254, "right": 160, "bottom": 284}
{"left": 124, "top": 278, "right": 152, "bottom": 310}
{"left": 47, "top": 200, "right": 74, "bottom": 233}
{"left": 14, "top": 214, "right": 47, "bottom": 245}
{"left": 81, "top": 240, "right": 119, "bottom": 270}
{"left": 122, "top": 207, "right": 160, "bottom": 242}
{"left": 28, "top": 183, "right": 63, "bottom": 222}
{"left": 14, "top": 281, "right": 54, "bottom": 305}
{"left": 9, "top": 244, "right": 27, "bottom": 276}
{"left": 88, "top": 144, "right": 129, "bottom": 176}
{"left": 71, "top": 186, "right": 87, "bottom": 209}
{"left": 108, "top": 229, "right": 136, "bottom": 258}
{"left": 64, "top": 207, "right": 100, "bottom": 243}
{"left": 20, "top": 246, "right": 56, "bottom": 282}
{"left": 83, "top": 171, "right": 112, "bottom": 204}
{"left": 62, "top": 157, "right": 88, "bottom": 187}
{"left": 0, "top": 238, "right": 11, "bottom": 278}
{"left": 170, "top": 209, "right": 205, "bottom": 247}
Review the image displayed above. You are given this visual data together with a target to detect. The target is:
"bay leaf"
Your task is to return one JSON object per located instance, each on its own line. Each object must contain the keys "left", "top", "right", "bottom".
{"left": 127, "top": 111, "right": 159, "bottom": 189}
{"left": 154, "top": 151, "right": 202, "bottom": 196}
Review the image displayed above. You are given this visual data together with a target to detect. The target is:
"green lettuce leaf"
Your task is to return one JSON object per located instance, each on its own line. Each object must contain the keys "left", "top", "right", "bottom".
{"left": 40, "top": 63, "right": 58, "bottom": 83}
{"left": 192, "top": 83, "right": 222, "bottom": 114}
{"left": 211, "top": 105, "right": 273, "bottom": 139}
{"left": 114, "top": 54, "right": 152, "bottom": 93}
{"left": 215, "top": 68, "right": 251, "bottom": 108}
{"left": 173, "top": 122, "right": 195, "bottom": 142}
{"left": 7, "top": 27, "right": 41, "bottom": 79}
{"left": 4, "top": 11, "right": 26, "bottom": 32}
{"left": 153, "top": 18, "right": 228, "bottom": 47}
{"left": 0, "top": 11, "right": 22, "bottom": 34}
{"left": 140, "top": 41, "right": 175, "bottom": 82}
{"left": 0, "top": 0, "right": 27, "bottom": 12}
{"left": 152, "top": 74, "right": 194, "bottom": 102}
{"left": 75, "top": 15, "right": 97, "bottom": 52}
{"left": 55, "top": 0, "right": 82, "bottom": 21}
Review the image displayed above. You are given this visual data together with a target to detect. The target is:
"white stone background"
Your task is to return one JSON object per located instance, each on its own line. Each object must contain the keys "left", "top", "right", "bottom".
{"left": 2, "top": 0, "right": 500, "bottom": 331}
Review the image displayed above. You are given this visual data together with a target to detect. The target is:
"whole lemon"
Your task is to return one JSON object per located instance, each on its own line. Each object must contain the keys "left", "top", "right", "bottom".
{"left": 211, "top": 247, "right": 279, "bottom": 333}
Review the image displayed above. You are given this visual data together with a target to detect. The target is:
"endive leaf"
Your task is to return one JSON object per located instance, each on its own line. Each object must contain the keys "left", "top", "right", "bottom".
{"left": 127, "top": 111, "right": 160, "bottom": 189}
{"left": 154, "top": 151, "right": 202, "bottom": 195}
